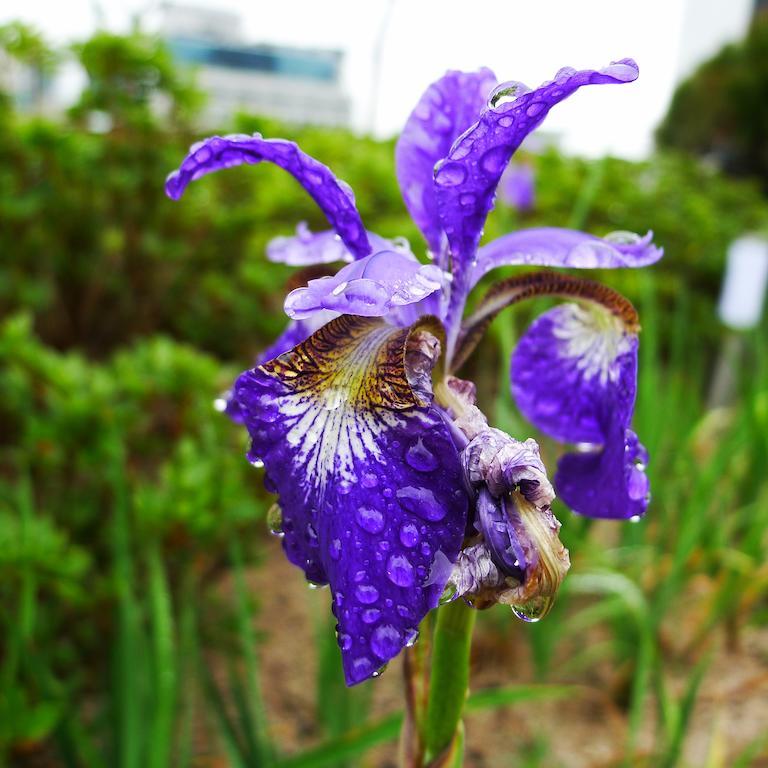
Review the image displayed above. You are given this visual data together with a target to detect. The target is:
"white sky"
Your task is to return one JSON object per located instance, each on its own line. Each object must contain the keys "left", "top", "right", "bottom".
{"left": 0, "top": 0, "right": 755, "bottom": 158}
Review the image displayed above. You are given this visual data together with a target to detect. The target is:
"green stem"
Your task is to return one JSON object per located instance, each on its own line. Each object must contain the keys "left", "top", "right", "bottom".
{"left": 423, "top": 600, "right": 476, "bottom": 764}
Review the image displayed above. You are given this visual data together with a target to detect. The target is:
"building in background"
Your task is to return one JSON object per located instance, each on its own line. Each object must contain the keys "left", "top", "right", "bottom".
{"left": 156, "top": 2, "right": 351, "bottom": 128}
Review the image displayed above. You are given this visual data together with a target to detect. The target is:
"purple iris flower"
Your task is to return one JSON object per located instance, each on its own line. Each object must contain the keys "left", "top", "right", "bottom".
{"left": 499, "top": 163, "right": 535, "bottom": 211}
{"left": 166, "top": 59, "right": 662, "bottom": 685}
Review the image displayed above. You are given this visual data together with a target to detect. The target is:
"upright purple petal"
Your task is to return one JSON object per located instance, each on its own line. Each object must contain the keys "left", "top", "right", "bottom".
{"left": 165, "top": 133, "right": 371, "bottom": 259}
{"left": 284, "top": 250, "right": 447, "bottom": 322}
{"left": 435, "top": 60, "right": 639, "bottom": 279}
{"left": 396, "top": 69, "right": 497, "bottom": 260}
{"left": 511, "top": 302, "right": 650, "bottom": 519}
{"left": 234, "top": 316, "right": 468, "bottom": 684}
{"left": 473, "top": 228, "right": 663, "bottom": 284}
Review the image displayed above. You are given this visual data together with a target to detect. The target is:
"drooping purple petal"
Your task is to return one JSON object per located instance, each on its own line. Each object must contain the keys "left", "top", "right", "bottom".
{"left": 165, "top": 133, "right": 371, "bottom": 259}
{"left": 434, "top": 60, "right": 639, "bottom": 280}
{"left": 268, "top": 223, "right": 400, "bottom": 267}
{"left": 284, "top": 250, "right": 447, "bottom": 321}
{"left": 556, "top": 426, "right": 649, "bottom": 520}
{"left": 473, "top": 228, "right": 663, "bottom": 284}
{"left": 396, "top": 68, "right": 497, "bottom": 260}
{"left": 233, "top": 316, "right": 468, "bottom": 685}
{"left": 511, "top": 302, "right": 649, "bottom": 519}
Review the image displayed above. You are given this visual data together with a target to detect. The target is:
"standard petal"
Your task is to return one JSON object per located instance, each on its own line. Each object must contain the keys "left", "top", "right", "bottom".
{"left": 395, "top": 68, "right": 497, "bottom": 259}
{"left": 268, "top": 223, "right": 399, "bottom": 267}
{"left": 234, "top": 316, "right": 468, "bottom": 685}
{"left": 284, "top": 250, "right": 447, "bottom": 321}
{"left": 165, "top": 133, "right": 371, "bottom": 259}
{"left": 434, "top": 60, "right": 639, "bottom": 279}
{"left": 510, "top": 302, "right": 649, "bottom": 519}
{"left": 473, "top": 228, "right": 663, "bottom": 284}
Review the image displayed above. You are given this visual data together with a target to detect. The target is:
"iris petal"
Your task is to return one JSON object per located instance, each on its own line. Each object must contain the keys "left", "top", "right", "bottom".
{"left": 435, "top": 60, "right": 639, "bottom": 282}
{"left": 267, "top": 223, "right": 402, "bottom": 267}
{"left": 233, "top": 315, "right": 468, "bottom": 684}
{"left": 396, "top": 68, "right": 497, "bottom": 260}
{"left": 165, "top": 133, "right": 371, "bottom": 259}
{"left": 511, "top": 302, "right": 649, "bottom": 519}
{"left": 284, "top": 250, "right": 447, "bottom": 322}
{"left": 473, "top": 228, "right": 663, "bottom": 285}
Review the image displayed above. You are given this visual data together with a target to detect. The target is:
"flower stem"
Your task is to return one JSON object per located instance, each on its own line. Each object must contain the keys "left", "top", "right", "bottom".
{"left": 423, "top": 599, "right": 476, "bottom": 765}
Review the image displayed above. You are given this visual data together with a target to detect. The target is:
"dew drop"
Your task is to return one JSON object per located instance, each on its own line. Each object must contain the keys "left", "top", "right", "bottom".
{"left": 338, "top": 632, "right": 352, "bottom": 651}
{"left": 361, "top": 472, "right": 379, "bottom": 488}
{"left": 489, "top": 80, "right": 532, "bottom": 109}
{"left": 370, "top": 624, "right": 403, "bottom": 660}
{"left": 399, "top": 522, "right": 420, "bottom": 548}
{"left": 511, "top": 595, "right": 554, "bottom": 623}
{"left": 329, "top": 538, "right": 342, "bottom": 560}
{"left": 355, "top": 584, "right": 379, "bottom": 604}
{"left": 355, "top": 506, "right": 385, "bottom": 534}
{"left": 405, "top": 439, "right": 439, "bottom": 472}
{"left": 526, "top": 101, "right": 545, "bottom": 118}
{"left": 213, "top": 396, "right": 228, "bottom": 412}
{"left": 396, "top": 486, "right": 446, "bottom": 522}
{"left": 362, "top": 608, "right": 381, "bottom": 624}
{"left": 497, "top": 115, "right": 514, "bottom": 128}
{"left": 266, "top": 503, "right": 283, "bottom": 536}
{"left": 434, "top": 161, "right": 467, "bottom": 187}
{"left": 352, "top": 656, "right": 373, "bottom": 677}
{"left": 248, "top": 455, "right": 265, "bottom": 469}
{"left": 386, "top": 554, "right": 415, "bottom": 587}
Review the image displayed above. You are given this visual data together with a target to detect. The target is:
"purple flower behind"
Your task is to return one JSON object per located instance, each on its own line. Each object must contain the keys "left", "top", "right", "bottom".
{"left": 499, "top": 163, "right": 535, "bottom": 212}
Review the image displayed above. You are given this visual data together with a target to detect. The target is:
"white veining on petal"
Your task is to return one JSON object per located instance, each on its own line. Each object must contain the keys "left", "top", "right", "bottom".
{"left": 553, "top": 304, "right": 631, "bottom": 386}
{"left": 274, "top": 324, "right": 407, "bottom": 497}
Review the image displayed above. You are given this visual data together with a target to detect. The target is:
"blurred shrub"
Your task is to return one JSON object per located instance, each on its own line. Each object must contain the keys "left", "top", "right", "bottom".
{"left": 0, "top": 313, "right": 264, "bottom": 755}
{"left": 657, "top": 14, "right": 768, "bottom": 189}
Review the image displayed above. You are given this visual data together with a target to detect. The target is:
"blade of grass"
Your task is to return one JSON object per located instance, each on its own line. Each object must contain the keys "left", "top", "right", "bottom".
{"left": 147, "top": 543, "right": 177, "bottom": 768}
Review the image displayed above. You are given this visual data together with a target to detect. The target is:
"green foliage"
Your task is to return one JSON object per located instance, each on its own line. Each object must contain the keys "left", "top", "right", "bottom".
{"left": 657, "top": 15, "right": 768, "bottom": 189}
{"left": 69, "top": 30, "right": 203, "bottom": 130}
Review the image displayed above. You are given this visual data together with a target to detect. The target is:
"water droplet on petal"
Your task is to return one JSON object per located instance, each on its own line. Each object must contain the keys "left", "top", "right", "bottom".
{"left": 338, "top": 632, "right": 352, "bottom": 651}
{"left": 352, "top": 656, "right": 373, "bottom": 678}
{"left": 362, "top": 607, "right": 381, "bottom": 624}
{"left": 405, "top": 439, "right": 439, "bottom": 472}
{"left": 489, "top": 80, "right": 532, "bottom": 109}
{"left": 361, "top": 473, "right": 379, "bottom": 489}
{"left": 370, "top": 623, "right": 402, "bottom": 659}
{"left": 356, "top": 506, "right": 385, "bottom": 534}
{"left": 396, "top": 486, "right": 445, "bottom": 522}
{"left": 399, "top": 522, "right": 420, "bottom": 548}
{"left": 213, "top": 397, "right": 228, "bottom": 412}
{"left": 355, "top": 584, "right": 379, "bottom": 604}
{"left": 434, "top": 161, "right": 467, "bottom": 187}
{"left": 329, "top": 538, "right": 342, "bottom": 560}
{"left": 371, "top": 662, "right": 388, "bottom": 678}
{"left": 386, "top": 554, "right": 415, "bottom": 587}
